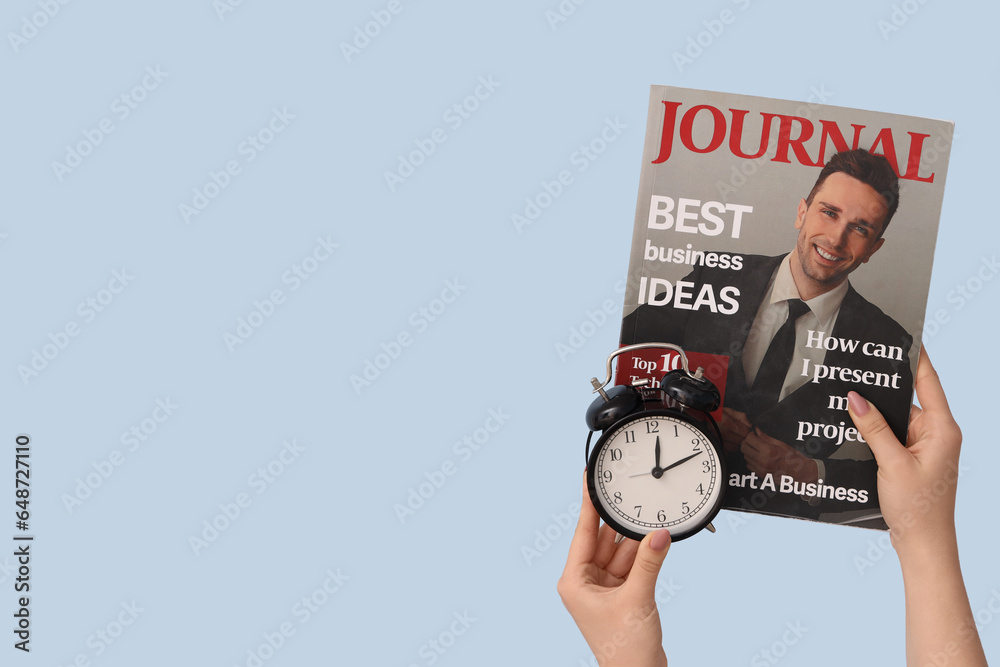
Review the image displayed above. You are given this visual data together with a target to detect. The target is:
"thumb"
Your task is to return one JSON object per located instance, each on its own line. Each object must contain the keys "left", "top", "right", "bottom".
{"left": 847, "top": 391, "right": 907, "bottom": 470}
{"left": 625, "top": 529, "right": 671, "bottom": 596}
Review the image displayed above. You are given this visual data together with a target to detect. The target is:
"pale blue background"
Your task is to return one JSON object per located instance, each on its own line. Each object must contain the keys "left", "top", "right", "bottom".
{"left": 2, "top": 1, "right": 998, "bottom": 665}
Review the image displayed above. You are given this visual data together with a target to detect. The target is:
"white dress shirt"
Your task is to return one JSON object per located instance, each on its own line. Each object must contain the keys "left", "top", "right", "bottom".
{"left": 741, "top": 254, "right": 849, "bottom": 402}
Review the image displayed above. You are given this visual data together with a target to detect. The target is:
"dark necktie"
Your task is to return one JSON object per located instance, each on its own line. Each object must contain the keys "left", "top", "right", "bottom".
{"left": 750, "top": 298, "right": 809, "bottom": 413}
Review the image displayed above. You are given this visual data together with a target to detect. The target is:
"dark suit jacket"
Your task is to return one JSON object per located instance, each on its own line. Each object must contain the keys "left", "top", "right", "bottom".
{"left": 621, "top": 254, "right": 914, "bottom": 521}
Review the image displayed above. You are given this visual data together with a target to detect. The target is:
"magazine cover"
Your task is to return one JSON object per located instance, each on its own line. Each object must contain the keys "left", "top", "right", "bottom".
{"left": 617, "top": 86, "right": 954, "bottom": 529}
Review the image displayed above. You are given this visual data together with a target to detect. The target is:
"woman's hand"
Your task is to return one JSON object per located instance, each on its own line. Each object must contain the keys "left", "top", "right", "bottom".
{"left": 557, "top": 475, "right": 671, "bottom": 667}
{"left": 848, "top": 347, "right": 987, "bottom": 666}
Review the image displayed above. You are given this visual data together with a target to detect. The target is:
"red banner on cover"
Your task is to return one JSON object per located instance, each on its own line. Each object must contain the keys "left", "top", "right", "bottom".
{"left": 613, "top": 346, "right": 729, "bottom": 421}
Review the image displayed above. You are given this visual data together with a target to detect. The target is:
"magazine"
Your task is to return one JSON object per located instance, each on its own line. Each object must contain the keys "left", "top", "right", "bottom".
{"left": 616, "top": 86, "right": 953, "bottom": 529}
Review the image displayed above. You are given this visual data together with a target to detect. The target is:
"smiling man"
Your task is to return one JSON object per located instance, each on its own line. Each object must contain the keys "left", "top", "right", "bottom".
{"left": 621, "top": 149, "right": 913, "bottom": 525}
{"left": 792, "top": 158, "right": 893, "bottom": 299}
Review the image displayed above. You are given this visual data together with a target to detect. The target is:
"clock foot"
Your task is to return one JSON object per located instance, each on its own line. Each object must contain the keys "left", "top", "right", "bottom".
{"left": 705, "top": 522, "right": 716, "bottom": 533}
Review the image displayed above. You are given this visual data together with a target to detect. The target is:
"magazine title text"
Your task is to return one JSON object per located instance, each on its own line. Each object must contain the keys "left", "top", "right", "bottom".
{"left": 652, "top": 99, "right": 937, "bottom": 184}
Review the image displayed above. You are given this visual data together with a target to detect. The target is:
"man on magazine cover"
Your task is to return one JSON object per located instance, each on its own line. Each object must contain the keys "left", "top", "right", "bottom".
{"left": 621, "top": 149, "right": 913, "bottom": 522}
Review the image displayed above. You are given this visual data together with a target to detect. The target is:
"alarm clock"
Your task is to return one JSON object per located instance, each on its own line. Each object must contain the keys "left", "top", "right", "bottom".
{"left": 584, "top": 343, "right": 727, "bottom": 542}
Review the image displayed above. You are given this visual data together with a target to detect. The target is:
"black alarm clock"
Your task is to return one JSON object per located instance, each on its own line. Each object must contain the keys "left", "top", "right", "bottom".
{"left": 584, "top": 343, "right": 727, "bottom": 542}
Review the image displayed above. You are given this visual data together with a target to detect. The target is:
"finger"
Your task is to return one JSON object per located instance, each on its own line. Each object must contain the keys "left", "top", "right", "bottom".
{"left": 741, "top": 432, "right": 766, "bottom": 455}
{"left": 565, "top": 473, "right": 601, "bottom": 568}
{"left": 751, "top": 427, "right": 781, "bottom": 446}
{"left": 910, "top": 348, "right": 962, "bottom": 457}
{"left": 724, "top": 408, "right": 751, "bottom": 427}
{"left": 913, "top": 347, "right": 952, "bottom": 417}
{"left": 725, "top": 422, "right": 750, "bottom": 440}
{"left": 722, "top": 425, "right": 746, "bottom": 442}
{"left": 753, "top": 432, "right": 778, "bottom": 448}
{"left": 603, "top": 536, "right": 641, "bottom": 580}
{"left": 847, "top": 391, "right": 908, "bottom": 470}
{"left": 741, "top": 443, "right": 763, "bottom": 473}
{"left": 593, "top": 520, "right": 622, "bottom": 569}
{"left": 622, "top": 529, "right": 671, "bottom": 599}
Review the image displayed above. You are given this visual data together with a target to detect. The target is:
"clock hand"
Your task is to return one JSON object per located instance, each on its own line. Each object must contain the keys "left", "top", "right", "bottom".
{"left": 652, "top": 436, "right": 662, "bottom": 477}
{"left": 659, "top": 452, "right": 701, "bottom": 474}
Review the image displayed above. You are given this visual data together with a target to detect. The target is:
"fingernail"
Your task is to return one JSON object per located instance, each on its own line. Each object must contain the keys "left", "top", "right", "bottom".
{"left": 650, "top": 529, "right": 671, "bottom": 552}
{"left": 847, "top": 391, "right": 869, "bottom": 416}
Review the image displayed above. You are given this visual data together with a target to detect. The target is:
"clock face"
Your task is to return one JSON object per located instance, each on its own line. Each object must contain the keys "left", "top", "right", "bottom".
{"left": 588, "top": 411, "right": 725, "bottom": 542}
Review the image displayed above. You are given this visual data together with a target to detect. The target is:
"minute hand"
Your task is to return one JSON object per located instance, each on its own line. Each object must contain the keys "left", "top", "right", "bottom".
{"left": 659, "top": 452, "right": 701, "bottom": 474}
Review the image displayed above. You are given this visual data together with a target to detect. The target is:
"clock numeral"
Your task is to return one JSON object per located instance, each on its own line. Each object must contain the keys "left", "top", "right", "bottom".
{"left": 614, "top": 492, "right": 622, "bottom": 504}
{"left": 624, "top": 431, "right": 636, "bottom": 444}
{"left": 610, "top": 448, "right": 623, "bottom": 461}
{"left": 702, "top": 460, "right": 711, "bottom": 473}
{"left": 657, "top": 510, "right": 666, "bottom": 522}
{"left": 603, "top": 470, "right": 613, "bottom": 483}
{"left": 633, "top": 505, "right": 642, "bottom": 518}
{"left": 696, "top": 483, "right": 704, "bottom": 496}
{"left": 673, "top": 424, "right": 679, "bottom": 437}
{"left": 681, "top": 502, "right": 690, "bottom": 515}
{"left": 646, "top": 421, "right": 659, "bottom": 434}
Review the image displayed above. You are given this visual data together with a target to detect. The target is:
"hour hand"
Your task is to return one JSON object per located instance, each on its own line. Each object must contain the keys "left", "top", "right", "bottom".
{"left": 651, "top": 436, "right": 664, "bottom": 478}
